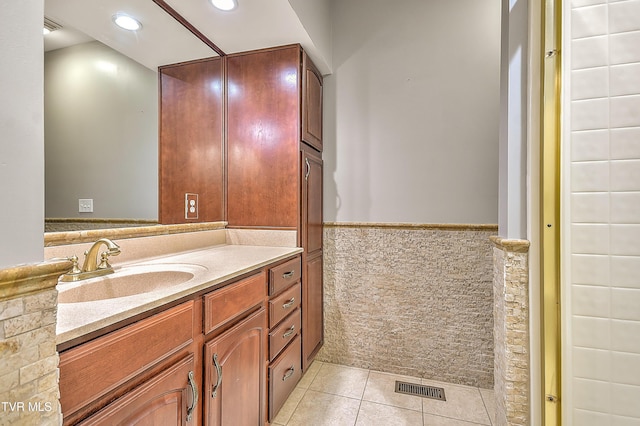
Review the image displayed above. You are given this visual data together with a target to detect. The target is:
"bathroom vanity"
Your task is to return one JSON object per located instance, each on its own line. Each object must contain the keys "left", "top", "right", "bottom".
{"left": 54, "top": 42, "right": 323, "bottom": 425}
{"left": 56, "top": 239, "right": 302, "bottom": 425}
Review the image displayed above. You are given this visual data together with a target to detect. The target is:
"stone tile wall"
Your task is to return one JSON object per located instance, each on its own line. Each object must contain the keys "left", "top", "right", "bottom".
{"left": 0, "top": 260, "right": 70, "bottom": 426}
{"left": 318, "top": 223, "right": 497, "bottom": 388}
{"left": 491, "top": 237, "right": 530, "bottom": 426}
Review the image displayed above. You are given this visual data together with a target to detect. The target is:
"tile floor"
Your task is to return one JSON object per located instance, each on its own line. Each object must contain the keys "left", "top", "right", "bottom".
{"left": 272, "top": 361, "right": 496, "bottom": 426}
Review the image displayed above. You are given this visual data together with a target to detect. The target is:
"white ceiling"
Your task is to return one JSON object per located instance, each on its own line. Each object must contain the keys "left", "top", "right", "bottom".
{"left": 44, "top": 0, "right": 330, "bottom": 74}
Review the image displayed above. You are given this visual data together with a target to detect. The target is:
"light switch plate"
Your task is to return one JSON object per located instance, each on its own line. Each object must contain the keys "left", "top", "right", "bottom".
{"left": 79, "top": 198, "right": 93, "bottom": 213}
{"left": 185, "top": 193, "right": 198, "bottom": 219}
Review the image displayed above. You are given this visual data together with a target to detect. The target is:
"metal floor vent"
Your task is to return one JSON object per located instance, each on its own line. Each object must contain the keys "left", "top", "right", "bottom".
{"left": 395, "top": 381, "right": 446, "bottom": 401}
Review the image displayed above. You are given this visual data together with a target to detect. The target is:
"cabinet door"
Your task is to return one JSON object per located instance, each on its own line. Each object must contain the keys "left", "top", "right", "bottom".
{"left": 301, "top": 51, "right": 323, "bottom": 151}
{"left": 204, "top": 308, "right": 267, "bottom": 426}
{"left": 301, "top": 144, "right": 323, "bottom": 254}
{"left": 159, "top": 58, "right": 224, "bottom": 224}
{"left": 303, "top": 253, "right": 324, "bottom": 371}
{"left": 79, "top": 355, "right": 198, "bottom": 426}
{"left": 227, "top": 46, "right": 300, "bottom": 228}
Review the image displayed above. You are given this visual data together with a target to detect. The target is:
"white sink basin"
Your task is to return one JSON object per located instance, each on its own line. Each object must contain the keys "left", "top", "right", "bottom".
{"left": 58, "top": 264, "right": 207, "bottom": 303}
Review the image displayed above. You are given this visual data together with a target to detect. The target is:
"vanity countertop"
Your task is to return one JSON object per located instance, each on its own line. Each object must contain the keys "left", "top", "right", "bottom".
{"left": 56, "top": 243, "right": 302, "bottom": 345}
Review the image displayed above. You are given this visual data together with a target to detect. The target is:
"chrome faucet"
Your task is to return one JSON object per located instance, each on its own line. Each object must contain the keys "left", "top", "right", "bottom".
{"left": 60, "top": 238, "right": 121, "bottom": 282}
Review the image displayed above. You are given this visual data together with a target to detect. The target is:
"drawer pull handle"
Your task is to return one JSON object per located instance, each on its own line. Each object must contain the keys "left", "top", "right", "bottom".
{"left": 283, "top": 366, "right": 295, "bottom": 381}
{"left": 282, "top": 271, "right": 295, "bottom": 279}
{"left": 187, "top": 371, "right": 198, "bottom": 423}
{"left": 211, "top": 353, "right": 222, "bottom": 398}
{"left": 282, "top": 298, "right": 296, "bottom": 309}
{"left": 282, "top": 325, "right": 296, "bottom": 338}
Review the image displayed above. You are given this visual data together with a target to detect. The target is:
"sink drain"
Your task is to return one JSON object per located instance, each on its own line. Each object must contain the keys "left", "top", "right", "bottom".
{"left": 395, "top": 381, "right": 446, "bottom": 401}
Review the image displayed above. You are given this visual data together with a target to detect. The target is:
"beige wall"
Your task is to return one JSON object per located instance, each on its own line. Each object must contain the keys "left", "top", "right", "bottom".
{"left": 44, "top": 41, "right": 158, "bottom": 220}
{"left": 0, "top": 0, "right": 45, "bottom": 268}
{"left": 324, "top": 0, "right": 501, "bottom": 224}
{"left": 564, "top": 0, "right": 640, "bottom": 423}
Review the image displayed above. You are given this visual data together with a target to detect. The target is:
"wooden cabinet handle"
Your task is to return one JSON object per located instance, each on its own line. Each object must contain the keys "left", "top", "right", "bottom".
{"left": 211, "top": 354, "right": 222, "bottom": 398}
{"left": 187, "top": 371, "right": 198, "bottom": 423}
{"left": 282, "top": 297, "right": 296, "bottom": 309}
{"left": 305, "top": 158, "right": 310, "bottom": 181}
{"left": 283, "top": 366, "right": 295, "bottom": 381}
{"left": 282, "top": 325, "right": 296, "bottom": 339}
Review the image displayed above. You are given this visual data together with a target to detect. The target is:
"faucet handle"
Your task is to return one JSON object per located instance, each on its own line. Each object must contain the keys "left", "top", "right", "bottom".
{"left": 68, "top": 255, "right": 82, "bottom": 274}
{"left": 98, "top": 252, "right": 114, "bottom": 270}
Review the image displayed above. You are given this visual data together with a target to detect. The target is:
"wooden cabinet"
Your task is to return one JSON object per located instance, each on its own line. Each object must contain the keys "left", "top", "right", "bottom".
{"left": 159, "top": 57, "right": 224, "bottom": 224}
{"left": 302, "top": 51, "right": 323, "bottom": 152}
{"left": 301, "top": 144, "right": 324, "bottom": 370}
{"left": 266, "top": 259, "right": 303, "bottom": 421}
{"left": 204, "top": 308, "right": 267, "bottom": 426}
{"left": 226, "top": 44, "right": 324, "bottom": 376}
{"left": 268, "top": 335, "right": 302, "bottom": 419}
{"left": 59, "top": 302, "right": 196, "bottom": 425}
{"left": 59, "top": 256, "right": 305, "bottom": 426}
{"left": 78, "top": 355, "right": 197, "bottom": 426}
{"left": 226, "top": 46, "right": 301, "bottom": 228}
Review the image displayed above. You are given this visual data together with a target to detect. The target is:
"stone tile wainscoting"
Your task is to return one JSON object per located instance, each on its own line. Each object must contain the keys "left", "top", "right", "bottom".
{"left": 319, "top": 223, "right": 497, "bottom": 389}
{"left": 491, "top": 236, "right": 530, "bottom": 426}
{"left": 0, "top": 259, "right": 71, "bottom": 426}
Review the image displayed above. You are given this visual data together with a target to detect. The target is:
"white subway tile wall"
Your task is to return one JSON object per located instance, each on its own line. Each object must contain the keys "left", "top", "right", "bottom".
{"left": 568, "top": 0, "right": 640, "bottom": 422}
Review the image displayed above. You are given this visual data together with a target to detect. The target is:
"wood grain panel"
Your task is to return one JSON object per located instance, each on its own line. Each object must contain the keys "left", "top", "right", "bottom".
{"left": 301, "top": 51, "right": 323, "bottom": 151}
{"left": 268, "top": 335, "right": 302, "bottom": 421}
{"left": 205, "top": 308, "right": 267, "bottom": 426}
{"left": 78, "top": 355, "right": 195, "bottom": 426}
{"left": 268, "top": 282, "right": 300, "bottom": 327}
{"left": 269, "top": 308, "right": 301, "bottom": 361}
{"left": 59, "top": 302, "right": 194, "bottom": 419}
{"left": 303, "top": 253, "right": 323, "bottom": 370}
{"left": 302, "top": 144, "right": 323, "bottom": 254}
{"left": 203, "top": 272, "right": 266, "bottom": 335}
{"left": 226, "top": 46, "right": 301, "bottom": 228}
{"left": 269, "top": 256, "right": 301, "bottom": 296}
{"left": 159, "top": 57, "right": 224, "bottom": 224}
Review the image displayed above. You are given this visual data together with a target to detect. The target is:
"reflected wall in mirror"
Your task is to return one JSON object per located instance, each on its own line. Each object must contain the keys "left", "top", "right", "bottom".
{"left": 43, "top": 0, "right": 222, "bottom": 232}
{"left": 158, "top": 58, "right": 225, "bottom": 224}
{"left": 45, "top": 41, "right": 158, "bottom": 228}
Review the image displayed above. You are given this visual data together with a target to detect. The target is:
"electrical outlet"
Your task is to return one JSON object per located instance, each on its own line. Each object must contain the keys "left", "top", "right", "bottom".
{"left": 185, "top": 193, "right": 198, "bottom": 219}
{"left": 79, "top": 199, "right": 93, "bottom": 213}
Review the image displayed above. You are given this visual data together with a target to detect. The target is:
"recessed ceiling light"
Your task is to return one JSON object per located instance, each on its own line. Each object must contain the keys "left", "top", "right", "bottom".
{"left": 211, "top": 0, "right": 238, "bottom": 11}
{"left": 112, "top": 13, "right": 142, "bottom": 31}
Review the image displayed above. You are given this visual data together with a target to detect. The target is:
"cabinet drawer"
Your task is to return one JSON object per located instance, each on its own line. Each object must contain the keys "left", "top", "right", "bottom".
{"left": 204, "top": 272, "right": 266, "bottom": 335}
{"left": 269, "top": 335, "right": 302, "bottom": 421}
{"left": 60, "top": 301, "right": 194, "bottom": 419}
{"left": 269, "top": 257, "right": 301, "bottom": 296}
{"left": 269, "top": 283, "right": 301, "bottom": 327}
{"left": 269, "top": 308, "right": 301, "bottom": 361}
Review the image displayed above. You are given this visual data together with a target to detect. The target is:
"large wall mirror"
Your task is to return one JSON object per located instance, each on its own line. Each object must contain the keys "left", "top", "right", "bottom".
{"left": 44, "top": 0, "right": 220, "bottom": 232}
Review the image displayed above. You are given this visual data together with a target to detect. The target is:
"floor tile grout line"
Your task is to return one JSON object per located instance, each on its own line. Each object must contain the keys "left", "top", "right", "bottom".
{"left": 477, "top": 387, "right": 494, "bottom": 426}
{"left": 352, "top": 369, "right": 370, "bottom": 426}
{"left": 284, "top": 361, "right": 494, "bottom": 426}
{"left": 281, "top": 361, "right": 323, "bottom": 426}
{"left": 281, "top": 387, "right": 308, "bottom": 426}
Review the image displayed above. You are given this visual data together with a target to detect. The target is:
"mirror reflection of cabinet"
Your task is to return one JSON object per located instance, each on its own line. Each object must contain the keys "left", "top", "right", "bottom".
{"left": 158, "top": 57, "right": 224, "bottom": 224}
